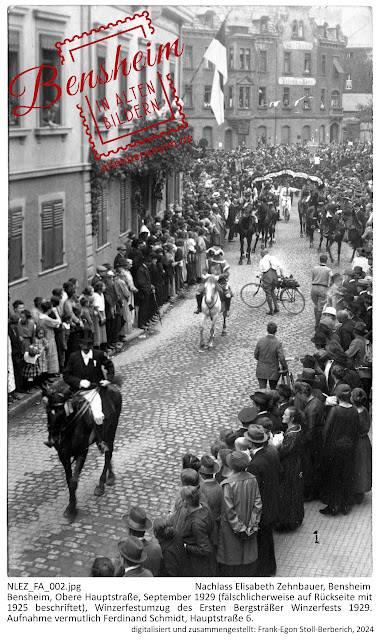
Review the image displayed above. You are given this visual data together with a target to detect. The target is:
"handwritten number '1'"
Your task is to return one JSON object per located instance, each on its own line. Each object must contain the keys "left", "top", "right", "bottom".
{"left": 313, "top": 530, "right": 319, "bottom": 544}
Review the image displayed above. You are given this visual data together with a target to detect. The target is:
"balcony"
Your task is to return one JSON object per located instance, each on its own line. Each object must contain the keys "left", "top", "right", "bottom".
{"left": 330, "top": 106, "right": 343, "bottom": 116}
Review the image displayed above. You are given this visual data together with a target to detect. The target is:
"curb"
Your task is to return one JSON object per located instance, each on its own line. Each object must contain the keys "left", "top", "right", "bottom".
{"left": 8, "top": 292, "right": 188, "bottom": 421}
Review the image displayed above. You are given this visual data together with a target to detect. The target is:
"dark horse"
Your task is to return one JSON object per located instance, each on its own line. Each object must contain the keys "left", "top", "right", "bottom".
{"left": 43, "top": 383, "right": 122, "bottom": 522}
{"left": 237, "top": 204, "right": 258, "bottom": 264}
{"left": 318, "top": 212, "right": 346, "bottom": 265}
{"left": 253, "top": 200, "right": 275, "bottom": 251}
{"left": 343, "top": 207, "right": 366, "bottom": 262}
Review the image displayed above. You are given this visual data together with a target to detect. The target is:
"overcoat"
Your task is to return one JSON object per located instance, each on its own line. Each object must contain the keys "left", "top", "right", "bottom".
{"left": 63, "top": 349, "right": 114, "bottom": 390}
{"left": 254, "top": 334, "right": 287, "bottom": 380}
{"left": 247, "top": 445, "right": 280, "bottom": 526}
{"left": 217, "top": 471, "right": 262, "bottom": 566}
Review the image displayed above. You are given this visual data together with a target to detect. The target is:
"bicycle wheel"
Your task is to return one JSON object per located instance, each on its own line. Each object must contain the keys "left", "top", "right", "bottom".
{"left": 280, "top": 287, "right": 305, "bottom": 315}
{"left": 240, "top": 282, "right": 267, "bottom": 308}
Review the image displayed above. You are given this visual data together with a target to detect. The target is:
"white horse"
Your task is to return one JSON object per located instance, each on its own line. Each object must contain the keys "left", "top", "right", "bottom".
{"left": 199, "top": 275, "right": 227, "bottom": 350}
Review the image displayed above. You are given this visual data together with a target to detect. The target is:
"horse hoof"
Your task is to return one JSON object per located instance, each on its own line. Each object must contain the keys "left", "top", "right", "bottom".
{"left": 94, "top": 484, "right": 105, "bottom": 497}
{"left": 300, "top": 234, "right": 303, "bottom": 238}
{"left": 106, "top": 475, "right": 115, "bottom": 487}
{"left": 238, "top": 260, "right": 243, "bottom": 265}
{"left": 247, "top": 260, "right": 251, "bottom": 265}
{"left": 64, "top": 506, "right": 77, "bottom": 522}
{"left": 221, "top": 330, "right": 227, "bottom": 336}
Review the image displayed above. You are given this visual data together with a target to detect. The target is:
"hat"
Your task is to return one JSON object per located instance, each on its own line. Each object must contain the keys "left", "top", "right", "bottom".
{"left": 77, "top": 328, "right": 94, "bottom": 344}
{"left": 212, "top": 191, "right": 220, "bottom": 198}
{"left": 107, "top": 270, "right": 115, "bottom": 276}
{"left": 97, "top": 265, "right": 108, "bottom": 272}
{"left": 343, "top": 268, "right": 354, "bottom": 276}
{"left": 297, "top": 368, "right": 319, "bottom": 383}
{"left": 323, "top": 307, "right": 337, "bottom": 317}
{"left": 353, "top": 321, "right": 367, "bottom": 335}
{"left": 300, "top": 354, "right": 316, "bottom": 368}
{"left": 117, "top": 536, "right": 147, "bottom": 563}
{"left": 353, "top": 266, "right": 364, "bottom": 274}
{"left": 237, "top": 406, "right": 259, "bottom": 425}
{"left": 207, "top": 246, "right": 224, "bottom": 256}
{"left": 24, "top": 348, "right": 41, "bottom": 365}
{"left": 122, "top": 506, "right": 152, "bottom": 531}
{"left": 250, "top": 391, "right": 270, "bottom": 407}
{"left": 326, "top": 344, "right": 350, "bottom": 366}
{"left": 311, "top": 332, "right": 327, "bottom": 347}
{"left": 199, "top": 455, "right": 220, "bottom": 475}
{"left": 226, "top": 451, "right": 250, "bottom": 472}
{"left": 246, "top": 424, "right": 269, "bottom": 444}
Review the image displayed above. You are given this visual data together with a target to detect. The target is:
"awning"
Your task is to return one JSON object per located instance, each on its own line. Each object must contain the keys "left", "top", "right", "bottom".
{"left": 333, "top": 58, "right": 344, "bottom": 74}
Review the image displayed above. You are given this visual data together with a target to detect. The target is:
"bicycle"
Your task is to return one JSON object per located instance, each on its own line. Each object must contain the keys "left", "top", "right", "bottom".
{"left": 240, "top": 275, "right": 305, "bottom": 315}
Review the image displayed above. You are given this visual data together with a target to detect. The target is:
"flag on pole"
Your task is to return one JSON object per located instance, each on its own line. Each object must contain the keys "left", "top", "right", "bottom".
{"left": 203, "top": 20, "right": 227, "bottom": 125}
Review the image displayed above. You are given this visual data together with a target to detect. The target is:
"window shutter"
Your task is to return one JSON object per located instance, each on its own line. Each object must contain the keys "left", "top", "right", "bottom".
{"left": 9, "top": 207, "right": 23, "bottom": 281}
{"left": 53, "top": 201, "right": 64, "bottom": 267}
{"left": 41, "top": 202, "right": 54, "bottom": 270}
{"left": 120, "top": 179, "right": 127, "bottom": 233}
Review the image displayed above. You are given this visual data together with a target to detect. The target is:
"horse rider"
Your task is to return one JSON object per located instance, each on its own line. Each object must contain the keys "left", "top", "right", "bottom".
{"left": 45, "top": 328, "right": 114, "bottom": 452}
{"left": 194, "top": 246, "right": 232, "bottom": 315}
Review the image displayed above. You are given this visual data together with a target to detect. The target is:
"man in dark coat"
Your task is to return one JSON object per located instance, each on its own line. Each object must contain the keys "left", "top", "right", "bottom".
{"left": 114, "top": 245, "right": 127, "bottom": 270}
{"left": 246, "top": 425, "right": 280, "bottom": 577}
{"left": 60, "top": 329, "right": 114, "bottom": 452}
{"left": 136, "top": 259, "right": 153, "bottom": 329}
{"left": 115, "top": 507, "right": 162, "bottom": 577}
{"left": 116, "top": 536, "right": 153, "bottom": 577}
{"left": 254, "top": 322, "right": 287, "bottom": 390}
{"left": 336, "top": 310, "right": 356, "bottom": 351}
{"left": 199, "top": 455, "right": 222, "bottom": 546}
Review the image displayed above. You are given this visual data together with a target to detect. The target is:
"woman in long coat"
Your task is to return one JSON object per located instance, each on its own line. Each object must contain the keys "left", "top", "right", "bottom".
{"left": 319, "top": 384, "right": 359, "bottom": 516}
{"left": 351, "top": 388, "right": 372, "bottom": 504}
{"left": 196, "top": 230, "right": 207, "bottom": 281}
{"left": 274, "top": 407, "right": 304, "bottom": 532}
{"left": 180, "top": 485, "right": 216, "bottom": 577}
{"left": 38, "top": 301, "right": 61, "bottom": 375}
{"left": 217, "top": 451, "right": 262, "bottom": 577}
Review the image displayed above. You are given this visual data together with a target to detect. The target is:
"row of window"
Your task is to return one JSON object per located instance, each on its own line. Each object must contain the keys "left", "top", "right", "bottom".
{"left": 185, "top": 45, "right": 343, "bottom": 78}
{"left": 9, "top": 182, "right": 128, "bottom": 283}
{"left": 184, "top": 85, "right": 342, "bottom": 110}
{"left": 9, "top": 30, "right": 175, "bottom": 127}
{"left": 201, "top": 123, "right": 327, "bottom": 149}
{"left": 200, "top": 15, "right": 306, "bottom": 39}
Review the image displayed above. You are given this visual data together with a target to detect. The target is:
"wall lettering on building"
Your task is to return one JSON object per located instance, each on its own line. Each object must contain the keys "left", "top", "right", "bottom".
{"left": 283, "top": 41, "right": 313, "bottom": 50}
{"left": 278, "top": 77, "right": 316, "bottom": 86}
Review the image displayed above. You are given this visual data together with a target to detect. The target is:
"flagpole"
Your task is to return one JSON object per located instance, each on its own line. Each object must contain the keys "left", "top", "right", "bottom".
{"left": 182, "top": 8, "right": 233, "bottom": 102}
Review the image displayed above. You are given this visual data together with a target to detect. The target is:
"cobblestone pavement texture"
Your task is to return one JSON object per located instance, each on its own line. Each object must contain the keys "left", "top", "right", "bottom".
{"left": 8, "top": 199, "right": 372, "bottom": 578}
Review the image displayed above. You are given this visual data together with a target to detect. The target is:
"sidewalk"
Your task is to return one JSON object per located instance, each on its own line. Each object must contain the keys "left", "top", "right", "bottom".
{"left": 8, "top": 296, "right": 183, "bottom": 421}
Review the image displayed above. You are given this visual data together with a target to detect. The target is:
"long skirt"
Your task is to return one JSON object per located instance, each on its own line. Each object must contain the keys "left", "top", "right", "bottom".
{"left": 354, "top": 435, "right": 372, "bottom": 494}
{"left": 93, "top": 316, "right": 107, "bottom": 347}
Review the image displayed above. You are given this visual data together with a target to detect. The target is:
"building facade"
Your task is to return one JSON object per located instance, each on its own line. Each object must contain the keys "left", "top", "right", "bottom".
{"left": 342, "top": 46, "right": 373, "bottom": 142}
{"left": 182, "top": 6, "right": 347, "bottom": 150}
{"left": 9, "top": 5, "right": 191, "bottom": 306}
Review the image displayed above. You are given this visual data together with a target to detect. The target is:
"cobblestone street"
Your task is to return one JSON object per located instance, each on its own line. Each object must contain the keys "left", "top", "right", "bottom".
{"left": 8, "top": 202, "right": 372, "bottom": 578}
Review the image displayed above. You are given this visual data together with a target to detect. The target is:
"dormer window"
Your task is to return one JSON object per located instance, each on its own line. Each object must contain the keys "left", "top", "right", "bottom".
{"left": 261, "top": 17, "right": 268, "bottom": 33}
{"left": 204, "top": 12, "right": 214, "bottom": 29}
{"left": 292, "top": 20, "right": 298, "bottom": 38}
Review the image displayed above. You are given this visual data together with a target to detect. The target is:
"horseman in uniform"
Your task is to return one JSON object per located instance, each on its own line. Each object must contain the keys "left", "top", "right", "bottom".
{"left": 45, "top": 328, "right": 114, "bottom": 452}
{"left": 194, "top": 246, "right": 232, "bottom": 315}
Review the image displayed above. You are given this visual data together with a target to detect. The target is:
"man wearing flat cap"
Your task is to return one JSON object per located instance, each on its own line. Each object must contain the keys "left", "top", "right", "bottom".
{"left": 246, "top": 425, "right": 280, "bottom": 577}
{"left": 217, "top": 451, "right": 262, "bottom": 577}
{"left": 233, "top": 405, "right": 259, "bottom": 439}
{"left": 114, "top": 245, "right": 127, "bottom": 270}
{"left": 114, "top": 506, "right": 162, "bottom": 577}
{"left": 91, "top": 264, "right": 108, "bottom": 287}
{"left": 116, "top": 536, "right": 153, "bottom": 577}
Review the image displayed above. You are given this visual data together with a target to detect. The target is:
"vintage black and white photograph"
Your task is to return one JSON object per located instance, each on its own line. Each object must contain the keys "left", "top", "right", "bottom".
{"left": 8, "top": 2, "right": 372, "bottom": 581}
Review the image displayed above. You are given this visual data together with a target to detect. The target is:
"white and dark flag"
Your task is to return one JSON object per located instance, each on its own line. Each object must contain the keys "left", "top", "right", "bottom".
{"left": 203, "top": 20, "right": 227, "bottom": 125}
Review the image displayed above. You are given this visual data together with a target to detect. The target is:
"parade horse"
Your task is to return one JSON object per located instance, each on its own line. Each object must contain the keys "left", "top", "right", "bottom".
{"left": 318, "top": 212, "right": 346, "bottom": 265}
{"left": 252, "top": 200, "right": 275, "bottom": 251}
{"left": 237, "top": 204, "right": 258, "bottom": 265}
{"left": 343, "top": 207, "right": 366, "bottom": 262}
{"left": 42, "top": 382, "right": 122, "bottom": 522}
{"left": 199, "top": 275, "right": 227, "bottom": 350}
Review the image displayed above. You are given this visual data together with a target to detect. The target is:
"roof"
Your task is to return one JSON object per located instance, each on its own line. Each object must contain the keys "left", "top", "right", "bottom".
{"left": 342, "top": 93, "right": 373, "bottom": 111}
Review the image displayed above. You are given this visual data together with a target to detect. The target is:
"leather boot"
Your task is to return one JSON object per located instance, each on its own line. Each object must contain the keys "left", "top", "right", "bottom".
{"left": 194, "top": 293, "right": 202, "bottom": 314}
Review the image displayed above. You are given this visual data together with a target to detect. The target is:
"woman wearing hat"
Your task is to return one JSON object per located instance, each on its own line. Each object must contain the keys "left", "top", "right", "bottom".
{"left": 217, "top": 451, "right": 262, "bottom": 577}
{"left": 319, "top": 384, "right": 359, "bottom": 516}
{"left": 116, "top": 536, "right": 153, "bottom": 577}
{"left": 274, "top": 407, "right": 304, "bottom": 532}
{"left": 180, "top": 485, "right": 216, "bottom": 577}
{"left": 351, "top": 388, "right": 372, "bottom": 505}
{"left": 345, "top": 322, "right": 367, "bottom": 368}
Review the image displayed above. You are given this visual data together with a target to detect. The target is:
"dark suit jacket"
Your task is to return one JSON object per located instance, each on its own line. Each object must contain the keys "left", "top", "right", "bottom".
{"left": 254, "top": 335, "right": 287, "bottom": 380}
{"left": 336, "top": 319, "right": 356, "bottom": 351}
{"left": 136, "top": 264, "right": 152, "bottom": 295}
{"left": 247, "top": 445, "right": 280, "bottom": 526}
{"left": 63, "top": 349, "right": 114, "bottom": 391}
